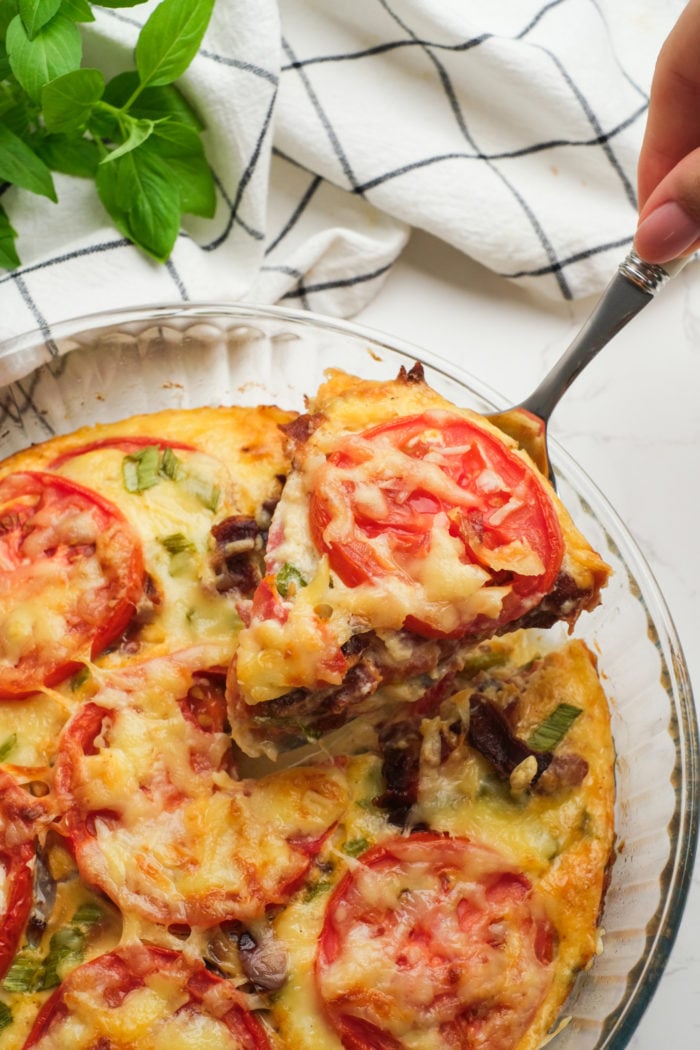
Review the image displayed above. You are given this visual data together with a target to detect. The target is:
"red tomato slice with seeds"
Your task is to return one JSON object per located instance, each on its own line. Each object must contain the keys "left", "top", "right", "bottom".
{"left": 0, "top": 471, "right": 145, "bottom": 698}
{"left": 22, "top": 943, "right": 272, "bottom": 1049}
{"left": 309, "top": 411, "right": 564, "bottom": 636}
{"left": 0, "top": 770, "right": 52, "bottom": 980}
{"left": 315, "top": 832, "right": 556, "bottom": 1050}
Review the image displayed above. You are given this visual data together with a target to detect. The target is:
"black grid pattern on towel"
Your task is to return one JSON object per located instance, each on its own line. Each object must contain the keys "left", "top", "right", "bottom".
{"left": 0, "top": 0, "right": 656, "bottom": 415}
{"left": 275, "top": 0, "right": 649, "bottom": 302}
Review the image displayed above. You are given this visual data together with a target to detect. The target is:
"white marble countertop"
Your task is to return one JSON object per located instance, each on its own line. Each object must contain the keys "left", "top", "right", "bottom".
{"left": 355, "top": 230, "right": 700, "bottom": 1050}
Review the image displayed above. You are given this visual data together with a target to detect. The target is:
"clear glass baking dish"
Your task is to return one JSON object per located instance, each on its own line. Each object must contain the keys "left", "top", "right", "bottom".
{"left": 0, "top": 302, "right": 697, "bottom": 1050}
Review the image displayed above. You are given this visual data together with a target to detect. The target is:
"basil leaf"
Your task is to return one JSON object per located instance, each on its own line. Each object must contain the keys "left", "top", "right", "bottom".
{"left": 19, "top": 0, "right": 62, "bottom": 39}
{"left": 104, "top": 71, "right": 204, "bottom": 130}
{"left": 0, "top": 205, "right": 20, "bottom": 271}
{"left": 0, "top": 1, "right": 18, "bottom": 39}
{"left": 87, "top": 100, "right": 121, "bottom": 140}
{"left": 35, "top": 131, "right": 99, "bottom": 176}
{"left": 102, "top": 114, "right": 156, "bottom": 162}
{"left": 135, "top": 0, "right": 214, "bottom": 89}
{"left": 0, "top": 124, "right": 57, "bottom": 199}
{"left": 146, "top": 121, "right": 215, "bottom": 216}
{"left": 527, "top": 703, "right": 583, "bottom": 752}
{"left": 6, "top": 13, "right": 82, "bottom": 101}
{"left": 95, "top": 0, "right": 151, "bottom": 7}
{"left": 97, "top": 147, "right": 181, "bottom": 262}
{"left": 41, "top": 67, "right": 104, "bottom": 132}
{"left": 60, "top": 0, "right": 95, "bottom": 20}
{"left": 0, "top": 92, "right": 33, "bottom": 137}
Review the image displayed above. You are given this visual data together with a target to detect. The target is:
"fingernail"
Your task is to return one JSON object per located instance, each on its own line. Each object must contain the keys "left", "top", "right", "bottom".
{"left": 634, "top": 200, "right": 700, "bottom": 263}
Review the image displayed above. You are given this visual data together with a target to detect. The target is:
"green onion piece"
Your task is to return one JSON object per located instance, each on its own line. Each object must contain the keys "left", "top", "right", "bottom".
{"left": 70, "top": 667, "right": 91, "bottom": 692}
{"left": 461, "top": 648, "right": 508, "bottom": 675}
{"left": 122, "top": 445, "right": 161, "bottom": 493}
{"left": 343, "top": 837, "right": 370, "bottom": 858}
{"left": 2, "top": 952, "right": 42, "bottom": 993}
{"left": 303, "top": 879, "right": 333, "bottom": 902}
{"left": 276, "top": 563, "right": 307, "bottom": 598}
{"left": 41, "top": 927, "right": 85, "bottom": 990}
{"left": 72, "top": 901, "right": 103, "bottom": 927}
{"left": 182, "top": 473, "right": 220, "bottom": 512}
{"left": 160, "top": 446, "right": 183, "bottom": 480}
{"left": 0, "top": 733, "right": 17, "bottom": 762}
{"left": 159, "top": 532, "right": 195, "bottom": 555}
{"left": 0, "top": 1002, "right": 12, "bottom": 1031}
{"left": 527, "top": 703, "right": 583, "bottom": 752}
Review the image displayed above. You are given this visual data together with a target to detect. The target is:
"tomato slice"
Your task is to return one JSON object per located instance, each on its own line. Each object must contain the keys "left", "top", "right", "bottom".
{"left": 22, "top": 943, "right": 272, "bottom": 1049}
{"left": 54, "top": 653, "right": 347, "bottom": 928}
{"left": 0, "top": 771, "right": 52, "bottom": 980}
{"left": 315, "top": 832, "right": 556, "bottom": 1050}
{"left": 0, "top": 471, "right": 145, "bottom": 698}
{"left": 47, "top": 435, "right": 197, "bottom": 470}
{"left": 309, "top": 411, "right": 564, "bottom": 636}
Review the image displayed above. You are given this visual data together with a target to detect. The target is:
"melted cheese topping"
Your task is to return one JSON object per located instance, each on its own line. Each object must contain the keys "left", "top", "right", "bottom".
{"left": 271, "top": 641, "right": 614, "bottom": 1050}
{"left": 59, "top": 650, "right": 349, "bottom": 927}
{"left": 0, "top": 397, "right": 614, "bottom": 1050}
{"left": 0, "top": 405, "right": 293, "bottom": 675}
{"left": 235, "top": 370, "right": 610, "bottom": 704}
{"left": 27, "top": 953, "right": 256, "bottom": 1050}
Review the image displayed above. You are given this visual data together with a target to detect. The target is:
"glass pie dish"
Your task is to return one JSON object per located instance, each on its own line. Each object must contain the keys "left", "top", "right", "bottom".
{"left": 0, "top": 302, "right": 697, "bottom": 1050}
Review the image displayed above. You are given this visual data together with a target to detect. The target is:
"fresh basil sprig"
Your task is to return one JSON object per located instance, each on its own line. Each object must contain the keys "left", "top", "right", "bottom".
{"left": 0, "top": 0, "right": 217, "bottom": 269}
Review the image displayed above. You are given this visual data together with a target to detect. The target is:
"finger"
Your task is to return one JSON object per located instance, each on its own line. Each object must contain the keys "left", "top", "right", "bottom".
{"left": 637, "top": 0, "right": 700, "bottom": 209}
{"left": 634, "top": 147, "right": 700, "bottom": 263}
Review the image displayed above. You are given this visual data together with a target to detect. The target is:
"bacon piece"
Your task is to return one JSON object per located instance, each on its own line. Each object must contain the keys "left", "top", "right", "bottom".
{"left": 279, "top": 413, "right": 326, "bottom": 445}
{"left": 210, "top": 515, "right": 264, "bottom": 597}
{"left": 375, "top": 719, "right": 423, "bottom": 827}
{"left": 467, "top": 695, "right": 552, "bottom": 783}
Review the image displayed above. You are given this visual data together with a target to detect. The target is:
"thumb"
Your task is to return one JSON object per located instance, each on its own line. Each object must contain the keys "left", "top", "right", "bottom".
{"left": 635, "top": 146, "right": 700, "bottom": 263}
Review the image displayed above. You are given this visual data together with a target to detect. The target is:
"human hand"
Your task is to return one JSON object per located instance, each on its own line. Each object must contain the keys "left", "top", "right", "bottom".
{"left": 635, "top": 0, "right": 700, "bottom": 263}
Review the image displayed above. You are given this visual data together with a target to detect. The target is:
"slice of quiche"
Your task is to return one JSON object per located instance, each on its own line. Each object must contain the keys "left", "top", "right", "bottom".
{"left": 228, "top": 364, "right": 610, "bottom": 757}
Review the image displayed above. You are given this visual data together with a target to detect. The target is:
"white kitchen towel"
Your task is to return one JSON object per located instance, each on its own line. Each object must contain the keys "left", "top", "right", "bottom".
{"left": 0, "top": 0, "right": 686, "bottom": 352}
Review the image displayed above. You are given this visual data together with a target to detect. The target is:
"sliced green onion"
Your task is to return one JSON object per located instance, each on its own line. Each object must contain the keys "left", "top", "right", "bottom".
{"left": 41, "top": 927, "right": 85, "bottom": 990}
{"left": 182, "top": 474, "right": 220, "bottom": 512}
{"left": 343, "top": 837, "right": 370, "bottom": 858}
{"left": 160, "top": 446, "right": 183, "bottom": 480}
{"left": 72, "top": 901, "right": 103, "bottom": 927}
{"left": 159, "top": 532, "right": 195, "bottom": 555}
{"left": 461, "top": 648, "right": 508, "bottom": 675}
{"left": 276, "top": 563, "right": 307, "bottom": 598}
{"left": 70, "top": 667, "right": 91, "bottom": 692}
{"left": 2, "top": 952, "right": 42, "bottom": 993}
{"left": 0, "top": 1002, "right": 12, "bottom": 1031}
{"left": 527, "top": 703, "right": 583, "bottom": 752}
{"left": 122, "top": 445, "right": 161, "bottom": 492}
{"left": 303, "top": 879, "right": 333, "bottom": 902}
{"left": 0, "top": 733, "right": 17, "bottom": 762}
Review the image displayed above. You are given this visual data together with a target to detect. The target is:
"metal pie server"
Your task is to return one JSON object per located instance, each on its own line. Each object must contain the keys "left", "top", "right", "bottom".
{"left": 488, "top": 250, "right": 689, "bottom": 484}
